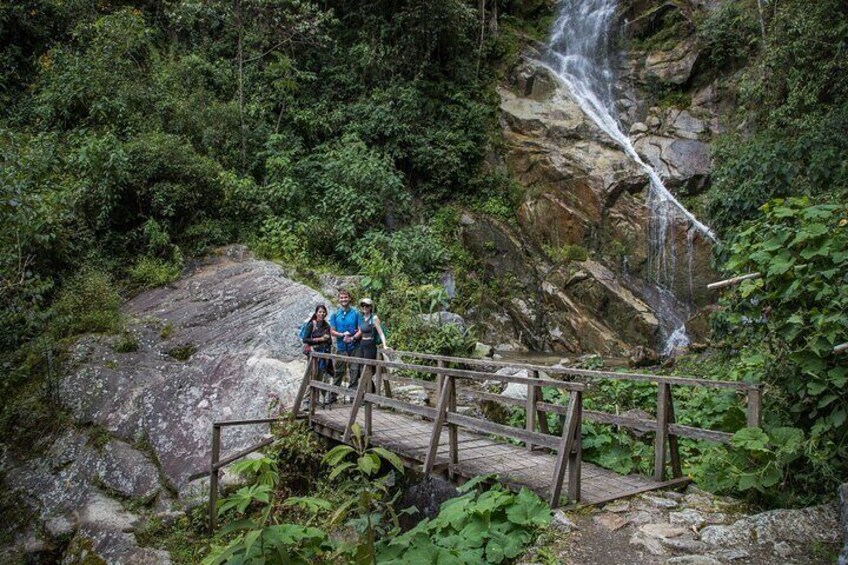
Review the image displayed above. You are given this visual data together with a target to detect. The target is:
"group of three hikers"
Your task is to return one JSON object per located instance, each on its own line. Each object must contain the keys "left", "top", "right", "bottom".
{"left": 301, "top": 289, "right": 388, "bottom": 406}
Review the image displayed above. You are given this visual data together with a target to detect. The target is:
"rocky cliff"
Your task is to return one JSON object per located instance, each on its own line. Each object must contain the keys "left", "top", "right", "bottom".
{"left": 462, "top": 1, "right": 727, "bottom": 355}
{"left": 0, "top": 247, "right": 319, "bottom": 562}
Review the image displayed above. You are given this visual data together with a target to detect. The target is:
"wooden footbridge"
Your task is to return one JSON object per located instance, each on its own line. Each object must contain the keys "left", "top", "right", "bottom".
{"left": 201, "top": 348, "right": 763, "bottom": 530}
{"left": 290, "top": 349, "right": 763, "bottom": 507}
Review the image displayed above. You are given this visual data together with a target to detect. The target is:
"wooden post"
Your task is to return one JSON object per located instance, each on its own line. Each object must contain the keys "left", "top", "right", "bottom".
{"left": 550, "top": 390, "right": 580, "bottom": 507}
{"left": 291, "top": 355, "right": 314, "bottom": 419}
{"left": 308, "top": 357, "right": 317, "bottom": 420}
{"left": 747, "top": 386, "right": 763, "bottom": 428}
{"left": 344, "top": 365, "right": 371, "bottom": 444}
{"left": 666, "top": 386, "right": 682, "bottom": 479}
{"left": 447, "top": 363, "right": 458, "bottom": 477}
{"left": 423, "top": 375, "right": 452, "bottom": 475}
{"left": 706, "top": 272, "right": 762, "bottom": 290}
{"left": 364, "top": 366, "right": 374, "bottom": 440}
{"left": 535, "top": 370, "right": 550, "bottom": 436}
{"left": 209, "top": 424, "right": 221, "bottom": 532}
{"left": 526, "top": 376, "right": 537, "bottom": 452}
{"left": 379, "top": 351, "right": 393, "bottom": 398}
{"left": 435, "top": 359, "right": 444, "bottom": 408}
{"left": 567, "top": 390, "right": 582, "bottom": 502}
{"left": 374, "top": 363, "right": 384, "bottom": 402}
{"left": 654, "top": 383, "right": 670, "bottom": 481}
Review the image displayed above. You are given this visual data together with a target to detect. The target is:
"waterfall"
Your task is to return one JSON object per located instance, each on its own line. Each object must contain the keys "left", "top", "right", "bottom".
{"left": 542, "top": 0, "right": 716, "bottom": 353}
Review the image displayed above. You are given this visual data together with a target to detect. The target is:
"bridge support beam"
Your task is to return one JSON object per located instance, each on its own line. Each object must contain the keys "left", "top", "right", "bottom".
{"left": 550, "top": 390, "right": 582, "bottom": 507}
{"left": 423, "top": 374, "right": 454, "bottom": 475}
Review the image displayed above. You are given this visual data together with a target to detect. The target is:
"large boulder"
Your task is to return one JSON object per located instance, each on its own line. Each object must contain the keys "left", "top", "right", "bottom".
{"left": 60, "top": 247, "right": 317, "bottom": 490}
{"left": 1, "top": 247, "right": 323, "bottom": 561}
{"left": 635, "top": 135, "right": 711, "bottom": 193}
{"left": 642, "top": 37, "right": 700, "bottom": 86}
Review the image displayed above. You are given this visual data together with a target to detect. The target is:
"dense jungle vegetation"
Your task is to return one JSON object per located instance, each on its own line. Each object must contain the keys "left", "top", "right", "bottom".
{"left": 0, "top": 0, "right": 846, "bottom": 544}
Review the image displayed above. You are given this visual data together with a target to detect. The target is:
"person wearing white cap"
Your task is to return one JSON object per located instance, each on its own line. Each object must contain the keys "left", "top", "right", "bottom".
{"left": 348, "top": 297, "right": 388, "bottom": 389}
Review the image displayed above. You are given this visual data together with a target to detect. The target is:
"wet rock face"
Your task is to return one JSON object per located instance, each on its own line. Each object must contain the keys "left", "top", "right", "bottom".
{"left": 459, "top": 210, "right": 659, "bottom": 355}
{"left": 476, "top": 61, "right": 718, "bottom": 353}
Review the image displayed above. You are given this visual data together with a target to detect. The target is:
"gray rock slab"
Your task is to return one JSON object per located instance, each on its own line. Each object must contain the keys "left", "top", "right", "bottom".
{"left": 97, "top": 440, "right": 162, "bottom": 500}
{"left": 419, "top": 311, "right": 466, "bottom": 330}
{"left": 700, "top": 503, "right": 840, "bottom": 549}
{"left": 65, "top": 492, "right": 171, "bottom": 564}
{"left": 665, "top": 556, "right": 721, "bottom": 565}
{"left": 60, "top": 249, "right": 316, "bottom": 492}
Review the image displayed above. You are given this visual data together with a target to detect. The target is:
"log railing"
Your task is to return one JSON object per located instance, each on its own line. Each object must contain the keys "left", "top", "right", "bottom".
{"left": 293, "top": 351, "right": 586, "bottom": 506}
{"left": 385, "top": 349, "right": 764, "bottom": 482}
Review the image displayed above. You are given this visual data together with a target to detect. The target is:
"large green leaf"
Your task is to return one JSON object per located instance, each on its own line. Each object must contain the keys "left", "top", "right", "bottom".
{"left": 357, "top": 453, "right": 381, "bottom": 476}
{"left": 371, "top": 447, "right": 404, "bottom": 472}
{"left": 505, "top": 488, "right": 550, "bottom": 527}
{"left": 323, "top": 445, "right": 354, "bottom": 466}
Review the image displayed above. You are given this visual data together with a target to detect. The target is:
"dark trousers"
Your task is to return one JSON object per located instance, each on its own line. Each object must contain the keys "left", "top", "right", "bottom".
{"left": 350, "top": 340, "right": 378, "bottom": 390}
{"left": 331, "top": 349, "right": 356, "bottom": 399}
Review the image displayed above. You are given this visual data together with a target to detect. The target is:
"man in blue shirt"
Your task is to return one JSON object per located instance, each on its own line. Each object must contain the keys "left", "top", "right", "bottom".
{"left": 328, "top": 289, "right": 361, "bottom": 403}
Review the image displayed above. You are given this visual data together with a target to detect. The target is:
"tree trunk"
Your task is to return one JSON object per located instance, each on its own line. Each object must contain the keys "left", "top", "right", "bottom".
{"left": 235, "top": 0, "right": 246, "bottom": 170}
{"left": 756, "top": 0, "right": 767, "bottom": 38}
{"left": 476, "top": 0, "right": 486, "bottom": 78}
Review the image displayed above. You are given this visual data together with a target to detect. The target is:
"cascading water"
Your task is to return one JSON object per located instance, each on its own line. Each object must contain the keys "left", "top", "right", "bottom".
{"left": 542, "top": 0, "right": 717, "bottom": 353}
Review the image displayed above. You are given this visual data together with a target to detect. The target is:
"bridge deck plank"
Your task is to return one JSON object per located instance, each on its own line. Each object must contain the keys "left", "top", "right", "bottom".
{"left": 311, "top": 404, "right": 685, "bottom": 506}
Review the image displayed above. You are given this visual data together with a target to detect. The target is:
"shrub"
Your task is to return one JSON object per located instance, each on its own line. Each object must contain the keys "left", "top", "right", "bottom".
{"left": 697, "top": 0, "right": 760, "bottom": 69}
{"left": 128, "top": 256, "right": 182, "bottom": 290}
{"left": 376, "top": 477, "right": 550, "bottom": 563}
{"left": 50, "top": 268, "right": 122, "bottom": 337}
{"left": 712, "top": 197, "right": 848, "bottom": 503}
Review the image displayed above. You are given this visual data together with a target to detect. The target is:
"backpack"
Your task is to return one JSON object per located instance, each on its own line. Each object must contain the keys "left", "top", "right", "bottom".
{"left": 370, "top": 316, "right": 388, "bottom": 347}
{"left": 298, "top": 320, "right": 312, "bottom": 342}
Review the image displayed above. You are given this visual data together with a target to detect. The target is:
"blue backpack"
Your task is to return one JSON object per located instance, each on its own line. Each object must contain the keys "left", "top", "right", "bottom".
{"left": 298, "top": 321, "right": 312, "bottom": 342}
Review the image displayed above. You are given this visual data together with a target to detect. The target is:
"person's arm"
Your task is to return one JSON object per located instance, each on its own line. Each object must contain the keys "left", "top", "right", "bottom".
{"left": 328, "top": 313, "right": 343, "bottom": 338}
{"left": 350, "top": 312, "right": 362, "bottom": 341}
{"left": 374, "top": 316, "right": 388, "bottom": 348}
{"left": 302, "top": 322, "right": 317, "bottom": 345}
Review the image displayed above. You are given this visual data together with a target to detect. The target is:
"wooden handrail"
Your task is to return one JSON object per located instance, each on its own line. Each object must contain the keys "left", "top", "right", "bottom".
{"left": 204, "top": 420, "right": 284, "bottom": 532}
{"left": 327, "top": 351, "right": 748, "bottom": 443}
{"left": 386, "top": 348, "right": 761, "bottom": 391}
{"left": 309, "top": 351, "right": 586, "bottom": 391}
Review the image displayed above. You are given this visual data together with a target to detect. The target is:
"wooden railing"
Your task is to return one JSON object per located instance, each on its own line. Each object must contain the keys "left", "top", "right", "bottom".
{"left": 187, "top": 417, "right": 287, "bottom": 531}
{"left": 292, "top": 351, "right": 587, "bottom": 506}
{"left": 385, "top": 349, "right": 764, "bottom": 483}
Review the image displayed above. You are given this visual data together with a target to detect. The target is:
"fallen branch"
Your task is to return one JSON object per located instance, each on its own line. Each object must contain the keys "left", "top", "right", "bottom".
{"left": 834, "top": 343, "right": 848, "bottom": 355}
{"left": 706, "top": 272, "right": 762, "bottom": 291}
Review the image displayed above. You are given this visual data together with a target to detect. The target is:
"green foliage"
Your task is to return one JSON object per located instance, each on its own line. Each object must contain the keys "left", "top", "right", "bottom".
{"left": 128, "top": 256, "right": 182, "bottom": 290}
{"left": 697, "top": 0, "right": 760, "bottom": 69}
{"left": 376, "top": 482, "right": 550, "bottom": 564}
{"left": 712, "top": 197, "right": 848, "bottom": 503}
{"left": 350, "top": 226, "right": 450, "bottom": 284}
{"left": 112, "top": 331, "right": 139, "bottom": 353}
{"left": 50, "top": 268, "right": 122, "bottom": 338}
{"left": 231, "top": 456, "right": 280, "bottom": 489}
{"left": 707, "top": 0, "right": 848, "bottom": 233}
{"left": 321, "top": 423, "right": 405, "bottom": 563}
{"left": 708, "top": 113, "right": 848, "bottom": 232}
{"left": 695, "top": 426, "right": 805, "bottom": 495}
{"left": 166, "top": 343, "right": 197, "bottom": 362}
{"left": 543, "top": 244, "right": 589, "bottom": 264}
